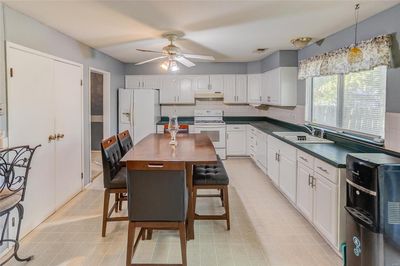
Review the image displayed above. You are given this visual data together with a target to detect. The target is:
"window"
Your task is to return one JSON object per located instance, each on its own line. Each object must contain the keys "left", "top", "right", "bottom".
{"left": 308, "top": 66, "right": 387, "bottom": 139}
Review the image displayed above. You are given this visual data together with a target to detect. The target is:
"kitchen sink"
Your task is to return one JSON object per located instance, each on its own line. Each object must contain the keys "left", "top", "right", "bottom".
{"left": 273, "top": 132, "right": 334, "bottom": 144}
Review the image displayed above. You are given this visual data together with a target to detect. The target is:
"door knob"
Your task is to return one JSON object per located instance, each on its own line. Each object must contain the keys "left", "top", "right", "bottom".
{"left": 48, "top": 134, "right": 57, "bottom": 142}
{"left": 56, "top": 133, "right": 65, "bottom": 140}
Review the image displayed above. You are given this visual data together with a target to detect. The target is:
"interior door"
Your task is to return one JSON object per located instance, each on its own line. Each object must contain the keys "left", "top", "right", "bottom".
{"left": 235, "top": 75, "right": 247, "bottom": 103}
{"left": 54, "top": 60, "right": 83, "bottom": 209}
{"left": 296, "top": 164, "right": 314, "bottom": 222}
{"left": 223, "top": 75, "right": 236, "bottom": 103}
{"left": 7, "top": 47, "right": 56, "bottom": 237}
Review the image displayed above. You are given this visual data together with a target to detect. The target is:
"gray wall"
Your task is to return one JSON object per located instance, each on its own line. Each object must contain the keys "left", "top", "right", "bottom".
{"left": 2, "top": 5, "right": 126, "bottom": 185}
{"left": 299, "top": 4, "right": 400, "bottom": 112}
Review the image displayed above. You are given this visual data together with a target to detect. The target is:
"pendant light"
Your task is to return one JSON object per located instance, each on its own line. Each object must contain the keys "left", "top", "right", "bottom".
{"left": 348, "top": 3, "right": 363, "bottom": 64}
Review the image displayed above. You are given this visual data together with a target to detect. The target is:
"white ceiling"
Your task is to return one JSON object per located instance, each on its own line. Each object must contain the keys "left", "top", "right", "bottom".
{"left": 4, "top": 0, "right": 400, "bottom": 63}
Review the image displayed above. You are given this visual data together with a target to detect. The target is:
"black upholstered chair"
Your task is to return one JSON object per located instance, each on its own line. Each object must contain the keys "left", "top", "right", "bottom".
{"left": 117, "top": 130, "right": 133, "bottom": 157}
{"left": 101, "top": 136, "right": 128, "bottom": 237}
{"left": 0, "top": 145, "right": 39, "bottom": 265}
{"left": 126, "top": 161, "right": 188, "bottom": 266}
{"left": 193, "top": 156, "right": 230, "bottom": 230}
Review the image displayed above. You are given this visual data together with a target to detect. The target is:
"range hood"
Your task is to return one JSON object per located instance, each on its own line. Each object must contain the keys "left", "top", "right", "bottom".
{"left": 194, "top": 91, "right": 224, "bottom": 99}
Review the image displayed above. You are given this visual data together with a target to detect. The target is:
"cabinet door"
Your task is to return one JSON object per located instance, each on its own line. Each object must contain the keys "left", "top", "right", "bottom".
{"left": 178, "top": 76, "right": 194, "bottom": 104}
{"left": 160, "top": 76, "right": 179, "bottom": 104}
{"left": 268, "top": 68, "right": 281, "bottom": 105}
{"left": 256, "top": 132, "right": 267, "bottom": 169}
{"left": 226, "top": 131, "right": 246, "bottom": 155}
{"left": 247, "top": 74, "right": 261, "bottom": 103}
{"left": 54, "top": 61, "right": 83, "bottom": 209}
{"left": 223, "top": 75, "right": 236, "bottom": 103}
{"left": 313, "top": 172, "right": 338, "bottom": 246}
{"left": 192, "top": 75, "right": 209, "bottom": 91}
{"left": 261, "top": 71, "right": 270, "bottom": 103}
{"left": 235, "top": 74, "right": 247, "bottom": 103}
{"left": 267, "top": 146, "right": 279, "bottom": 185}
{"left": 126, "top": 75, "right": 143, "bottom": 88}
{"left": 143, "top": 75, "right": 161, "bottom": 89}
{"left": 296, "top": 164, "right": 314, "bottom": 221}
{"left": 279, "top": 154, "right": 297, "bottom": 203}
{"left": 209, "top": 75, "right": 224, "bottom": 92}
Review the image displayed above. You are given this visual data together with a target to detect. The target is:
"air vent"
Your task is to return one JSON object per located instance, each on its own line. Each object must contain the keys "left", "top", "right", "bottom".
{"left": 388, "top": 201, "right": 400, "bottom": 224}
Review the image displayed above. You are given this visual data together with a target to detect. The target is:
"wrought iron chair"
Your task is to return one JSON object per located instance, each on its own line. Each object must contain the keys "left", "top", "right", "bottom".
{"left": 0, "top": 145, "right": 39, "bottom": 265}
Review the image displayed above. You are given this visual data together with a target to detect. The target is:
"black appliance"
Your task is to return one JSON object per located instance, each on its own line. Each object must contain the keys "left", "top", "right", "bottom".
{"left": 346, "top": 153, "right": 400, "bottom": 266}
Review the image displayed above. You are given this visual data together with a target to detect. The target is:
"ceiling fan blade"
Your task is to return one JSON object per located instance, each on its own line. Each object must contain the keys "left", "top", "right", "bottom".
{"left": 136, "top": 48, "right": 164, "bottom": 54}
{"left": 135, "top": 56, "right": 167, "bottom": 65}
{"left": 176, "top": 56, "right": 195, "bottom": 67}
{"left": 183, "top": 54, "right": 215, "bottom": 61}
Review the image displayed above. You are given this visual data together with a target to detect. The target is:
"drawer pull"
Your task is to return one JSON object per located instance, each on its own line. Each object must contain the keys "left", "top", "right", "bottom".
{"left": 317, "top": 166, "right": 328, "bottom": 173}
{"left": 147, "top": 163, "right": 164, "bottom": 168}
{"left": 299, "top": 156, "right": 308, "bottom": 162}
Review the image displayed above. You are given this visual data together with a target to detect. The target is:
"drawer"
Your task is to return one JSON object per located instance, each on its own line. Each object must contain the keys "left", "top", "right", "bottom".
{"left": 247, "top": 125, "right": 256, "bottom": 134}
{"left": 280, "top": 141, "right": 297, "bottom": 161}
{"left": 297, "top": 150, "right": 314, "bottom": 169}
{"left": 314, "top": 158, "right": 337, "bottom": 184}
{"left": 227, "top": 124, "right": 246, "bottom": 131}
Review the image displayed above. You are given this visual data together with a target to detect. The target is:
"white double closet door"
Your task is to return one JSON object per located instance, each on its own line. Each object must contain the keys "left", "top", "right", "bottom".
{"left": 7, "top": 44, "right": 83, "bottom": 237}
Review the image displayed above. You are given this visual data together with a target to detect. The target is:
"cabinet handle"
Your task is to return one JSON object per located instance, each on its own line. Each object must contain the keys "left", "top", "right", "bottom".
{"left": 56, "top": 133, "right": 65, "bottom": 140}
{"left": 308, "top": 174, "right": 312, "bottom": 186}
{"left": 317, "top": 166, "right": 328, "bottom": 173}
{"left": 312, "top": 176, "right": 316, "bottom": 188}
{"left": 48, "top": 134, "right": 57, "bottom": 142}
{"left": 277, "top": 153, "right": 280, "bottom": 162}
{"left": 226, "top": 133, "right": 229, "bottom": 140}
{"left": 299, "top": 156, "right": 308, "bottom": 162}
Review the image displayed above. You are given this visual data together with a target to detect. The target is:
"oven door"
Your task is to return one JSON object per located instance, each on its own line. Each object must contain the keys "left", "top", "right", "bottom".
{"left": 194, "top": 125, "right": 226, "bottom": 148}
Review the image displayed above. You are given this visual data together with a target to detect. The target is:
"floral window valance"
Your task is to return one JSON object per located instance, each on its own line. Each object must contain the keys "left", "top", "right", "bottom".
{"left": 298, "top": 34, "right": 393, "bottom": 80}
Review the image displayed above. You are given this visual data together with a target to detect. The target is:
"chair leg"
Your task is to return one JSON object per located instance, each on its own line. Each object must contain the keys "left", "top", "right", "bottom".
{"left": 193, "top": 187, "right": 198, "bottom": 215}
{"left": 223, "top": 186, "right": 230, "bottom": 230}
{"left": 220, "top": 189, "right": 224, "bottom": 207}
{"left": 14, "top": 204, "right": 34, "bottom": 262}
{"left": 146, "top": 229, "right": 153, "bottom": 240}
{"left": 178, "top": 222, "right": 187, "bottom": 266}
{"left": 102, "top": 189, "right": 110, "bottom": 237}
{"left": 119, "top": 193, "right": 123, "bottom": 211}
{"left": 115, "top": 193, "right": 119, "bottom": 213}
{"left": 126, "top": 222, "right": 136, "bottom": 266}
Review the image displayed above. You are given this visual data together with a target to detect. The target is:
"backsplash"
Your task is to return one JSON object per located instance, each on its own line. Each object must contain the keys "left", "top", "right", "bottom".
{"left": 161, "top": 100, "right": 305, "bottom": 125}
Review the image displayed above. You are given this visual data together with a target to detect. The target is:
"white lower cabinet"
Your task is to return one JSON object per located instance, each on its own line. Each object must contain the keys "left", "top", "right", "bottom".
{"left": 247, "top": 125, "right": 256, "bottom": 159}
{"left": 296, "top": 154, "right": 339, "bottom": 248}
{"left": 226, "top": 125, "right": 247, "bottom": 156}
{"left": 267, "top": 137, "right": 280, "bottom": 185}
{"left": 255, "top": 129, "right": 267, "bottom": 173}
{"left": 313, "top": 172, "right": 338, "bottom": 246}
{"left": 279, "top": 151, "right": 297, "bottom": 203}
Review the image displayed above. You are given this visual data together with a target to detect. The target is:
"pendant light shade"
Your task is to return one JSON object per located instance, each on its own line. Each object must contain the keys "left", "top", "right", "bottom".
{"left": 348, "top": 4, "right": 363, "bottom": 64}
{"left": 160, "top": 59, "right": 180, "bottom": 72}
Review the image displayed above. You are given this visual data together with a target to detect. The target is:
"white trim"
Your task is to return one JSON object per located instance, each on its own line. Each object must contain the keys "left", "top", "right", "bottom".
{"left": 88, "top": 67, "right": 111, "bottom": 182}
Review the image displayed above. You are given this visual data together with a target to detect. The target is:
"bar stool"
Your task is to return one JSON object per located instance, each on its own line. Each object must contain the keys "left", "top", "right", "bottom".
{"left": 126, "top": 161, "right": 188, "bottom": 266}
{"left": 0, "top": 145, "right": 39, "bottom": 265}
{"left": 193, "top": 156, "right": 230, "bottom": 230}
{"left": 101, "top": 136, "right": 128, "bottom": 237}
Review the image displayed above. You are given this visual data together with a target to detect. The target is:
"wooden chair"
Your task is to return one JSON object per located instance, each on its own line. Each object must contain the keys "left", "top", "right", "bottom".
{"left": 100, "top": 136, "right": 128, "bottom": 237}
{"left": 126, "top": 161, "right": 187, "bottom": 266}
{"left": 192, "top": 156, "right": 230, "bottom": 230}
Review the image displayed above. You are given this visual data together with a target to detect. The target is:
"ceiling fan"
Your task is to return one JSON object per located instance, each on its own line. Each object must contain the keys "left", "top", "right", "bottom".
{"left": 135, "top": 32, "right": 215, "bottom": 71}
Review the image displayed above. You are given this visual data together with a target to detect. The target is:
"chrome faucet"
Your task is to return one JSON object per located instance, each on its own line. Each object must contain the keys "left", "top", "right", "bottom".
{"left": 299, "top": 124, "right": 315, "bottom": 136}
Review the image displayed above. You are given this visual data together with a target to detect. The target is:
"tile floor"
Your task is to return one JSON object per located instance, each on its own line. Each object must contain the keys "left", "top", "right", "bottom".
{"left": 3, "top": 158, "right": 342, "bottom": 266}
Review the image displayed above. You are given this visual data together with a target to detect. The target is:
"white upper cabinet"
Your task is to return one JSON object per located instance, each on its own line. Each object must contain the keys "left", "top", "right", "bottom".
{"left": 126, "top": 75, "right": 161, "bottom": 89}
{"left": 209, "top": 75, "right": 224, "bottom": 92}
{"left": 247, "top": 73, "right": 262, "bottom": 104}
{"left": 235, "top": 75, "right": 247, "bottom": 103}
{"left": 223, "top": 74, "right": 247, "bottom": 104}
{"left": 223, "top": 75, "right": 236, "bottom": 103}
{"left": 192, "top": 75, "right": 209, "bottom": 91}
{"left": 160, "top": 75, "right": 194, "bottom": 104}
{"left": 262, "top": 67, "right": 297, "bottom": 106}
{"left": 178, "top": 76, "right": 195, "bottom": 104}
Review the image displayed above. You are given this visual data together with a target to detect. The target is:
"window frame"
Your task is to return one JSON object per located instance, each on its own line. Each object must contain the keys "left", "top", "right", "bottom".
{"left": 305, "top": 67, "right": 387, "bottom": 142}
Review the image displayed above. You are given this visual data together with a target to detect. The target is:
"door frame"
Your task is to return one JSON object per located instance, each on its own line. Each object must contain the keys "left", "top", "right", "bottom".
{"left": 88, "top": 67, "right": 111, "bottom": 181}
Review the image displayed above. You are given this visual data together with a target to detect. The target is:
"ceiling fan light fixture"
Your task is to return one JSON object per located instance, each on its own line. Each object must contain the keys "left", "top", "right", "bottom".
{"left": 160, "top": 60, "right": 170, "bottom": 70}
{"left": 291, "top": 37, "right": 312, "bottom": 49}
{"left": 169, "top": 60, "right": 179, "bottom": 72}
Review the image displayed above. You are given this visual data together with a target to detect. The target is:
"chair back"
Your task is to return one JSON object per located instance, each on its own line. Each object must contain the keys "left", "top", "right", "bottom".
{"left": 0, "top": 145, "right": 40, "bottom": 209}
{"left": 117, "top": 130, "right": 133, "bottom": 156}
{"left": 127, "top": 161, "right": 187, "bottom": 222}
{"left": 101, "top": 136, "right": 123, "bottom": 189}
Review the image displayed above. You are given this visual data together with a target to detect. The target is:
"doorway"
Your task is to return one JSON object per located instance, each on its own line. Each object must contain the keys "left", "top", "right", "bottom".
{"left": 89, "top": 68, "right": 111, "bottom": 181}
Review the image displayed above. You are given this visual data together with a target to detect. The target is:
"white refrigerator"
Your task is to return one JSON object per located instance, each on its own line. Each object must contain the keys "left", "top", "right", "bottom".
{"left": 118, "top": 88, "right": 160, "bottom": 145}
